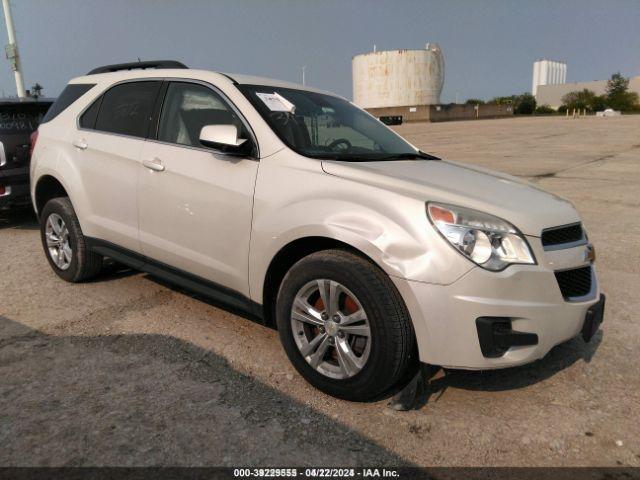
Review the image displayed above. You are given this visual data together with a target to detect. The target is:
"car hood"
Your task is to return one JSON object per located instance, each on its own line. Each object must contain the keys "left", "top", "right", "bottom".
{"left": 321, "top": 159, "right": 580, "bottom": 236}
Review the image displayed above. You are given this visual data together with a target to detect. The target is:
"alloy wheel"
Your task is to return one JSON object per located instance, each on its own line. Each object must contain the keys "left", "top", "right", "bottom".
{"left": 45, "top": 213, "right": 73, "bottom": 270}
{"left": 290, "top": 279, "right": 371, "bottom": 379}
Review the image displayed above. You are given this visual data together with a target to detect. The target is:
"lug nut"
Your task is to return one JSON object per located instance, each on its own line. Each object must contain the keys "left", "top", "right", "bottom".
{"left": 333, "top": 315, "right": 341, "bottom": 323}
{"left": 321, "top": 312, "right": 328, "bottom": 321}
{"left": 338, "top": 331, "right": 345, "bottom": 338}
{"left": 328, "top": 337, "right": 335, "bottom": 345}
{"left": 319, "top": 327, "right": 325, "bottom": 333}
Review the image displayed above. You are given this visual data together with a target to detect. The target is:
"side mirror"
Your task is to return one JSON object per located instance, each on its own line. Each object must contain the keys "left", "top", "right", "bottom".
{"left": 199, "top": 124, "right": 248, "bottom": 153}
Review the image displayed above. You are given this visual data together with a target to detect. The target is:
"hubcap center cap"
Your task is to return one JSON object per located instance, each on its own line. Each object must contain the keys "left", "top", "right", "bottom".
{"left": 324, "top": 320, "right": 339, "bottom": 336}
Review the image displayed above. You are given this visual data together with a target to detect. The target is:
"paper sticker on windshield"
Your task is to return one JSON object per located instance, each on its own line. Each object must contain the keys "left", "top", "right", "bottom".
{"left": 256, "top": 92, "right": 296, "bottom": 113}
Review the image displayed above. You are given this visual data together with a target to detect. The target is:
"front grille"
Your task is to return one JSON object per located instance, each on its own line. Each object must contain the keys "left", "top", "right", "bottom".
{"left": 541, "top": 223, "right": 584, "bottom": 248}
{"left": 555, "top": 266, "right": 592, "bottom": 300}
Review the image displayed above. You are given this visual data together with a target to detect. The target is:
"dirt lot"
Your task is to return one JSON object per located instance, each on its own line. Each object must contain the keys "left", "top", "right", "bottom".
{"left": 1, "top": 115, "right": 639, "bottom": 467}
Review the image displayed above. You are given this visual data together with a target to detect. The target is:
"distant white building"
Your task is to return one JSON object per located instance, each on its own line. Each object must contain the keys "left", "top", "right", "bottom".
{"left": 536, "top": 75, "right": 640, "bottom": 109}
{"left": 532, "top": 60, "right": 567, "bottom": 96}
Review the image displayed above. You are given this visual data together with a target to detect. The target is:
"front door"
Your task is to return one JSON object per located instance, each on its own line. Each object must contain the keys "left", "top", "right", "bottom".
{"left": 138, "top": 81, "right": 259, "bottom": 297}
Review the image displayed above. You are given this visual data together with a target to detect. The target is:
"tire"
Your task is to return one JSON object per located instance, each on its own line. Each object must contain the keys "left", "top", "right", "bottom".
{"left": 276, "top": 249, "right": 417, "bottom": 401}
{"left": 40, "top": 197, "right": 102, "bottom": 282}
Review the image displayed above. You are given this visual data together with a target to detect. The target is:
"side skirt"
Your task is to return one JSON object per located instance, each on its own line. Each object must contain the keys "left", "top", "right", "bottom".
{"left": 86, "top": 237, "right": 264, "bottom": 322}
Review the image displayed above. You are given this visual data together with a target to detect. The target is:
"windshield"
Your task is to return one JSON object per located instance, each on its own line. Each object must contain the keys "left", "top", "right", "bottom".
{"left": 239, "top": 85, "right": 435, "bottom": 161}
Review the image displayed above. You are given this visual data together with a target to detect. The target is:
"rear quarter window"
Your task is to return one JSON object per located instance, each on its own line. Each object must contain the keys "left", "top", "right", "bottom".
{"left": 41, "top": 83, "right": 96, "bottom": 123}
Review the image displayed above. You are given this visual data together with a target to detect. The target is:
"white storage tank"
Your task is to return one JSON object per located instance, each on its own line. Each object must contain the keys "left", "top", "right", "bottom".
{"left": 352, "top": 44, "right": 445, "bottom": 109}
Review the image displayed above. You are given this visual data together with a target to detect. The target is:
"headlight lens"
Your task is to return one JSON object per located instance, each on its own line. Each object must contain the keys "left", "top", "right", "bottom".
{"left": 427, "top": 202, "right": 536, "bottom": 271}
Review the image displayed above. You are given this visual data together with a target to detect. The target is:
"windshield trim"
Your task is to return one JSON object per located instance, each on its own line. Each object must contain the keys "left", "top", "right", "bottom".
{"left": 237, "top": 83, "right": 438, "bottom": 162}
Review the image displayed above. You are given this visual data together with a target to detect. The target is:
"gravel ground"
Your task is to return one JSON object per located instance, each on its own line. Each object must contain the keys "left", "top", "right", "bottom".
{"left": 1, "top": 115, "right": 639, "bottom": 467}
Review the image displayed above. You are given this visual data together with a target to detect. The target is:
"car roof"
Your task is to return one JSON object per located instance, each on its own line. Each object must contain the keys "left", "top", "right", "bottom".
{"left": 69, "top": 68, "right": 338, "bottom": 97}
{"left": 223, "top": 73, "right": 333, "bottom": 94}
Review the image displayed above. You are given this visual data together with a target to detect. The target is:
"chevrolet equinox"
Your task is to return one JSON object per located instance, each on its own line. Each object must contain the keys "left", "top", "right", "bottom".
{"left": 30, "top": 61, "right": 605, "bottom": 401}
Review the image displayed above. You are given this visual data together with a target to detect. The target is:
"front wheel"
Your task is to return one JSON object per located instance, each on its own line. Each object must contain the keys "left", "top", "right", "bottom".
{"left": 276, "top": 249, "right": 417, "bottom": 401}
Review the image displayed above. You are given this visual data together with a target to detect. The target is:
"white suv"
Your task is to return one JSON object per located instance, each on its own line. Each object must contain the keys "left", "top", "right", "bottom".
{"left": 31, "top": 61, "right": 604, "bottom": 401}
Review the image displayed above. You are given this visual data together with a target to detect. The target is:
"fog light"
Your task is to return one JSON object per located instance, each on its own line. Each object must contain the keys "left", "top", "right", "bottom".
{"left": 476, "top": 317, "right": 539, "bottom": 358}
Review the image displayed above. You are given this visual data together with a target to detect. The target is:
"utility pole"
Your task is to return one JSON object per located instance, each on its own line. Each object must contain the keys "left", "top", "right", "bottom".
{"left": 301, "top": 65, "right": 306, "bottom": 86}
{"left": 2, "top": 0, "right": 25, "bottom": 98}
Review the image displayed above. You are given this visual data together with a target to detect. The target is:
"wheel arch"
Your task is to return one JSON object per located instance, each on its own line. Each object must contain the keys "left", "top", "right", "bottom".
{"left": 33, "top": 148, "right": 91, "bottom": 231}
{"left": 261, "top": 235, "right": 392, "bottom": 328}
{"left": 34, "top": 174, "right": 69, "bottom": 216}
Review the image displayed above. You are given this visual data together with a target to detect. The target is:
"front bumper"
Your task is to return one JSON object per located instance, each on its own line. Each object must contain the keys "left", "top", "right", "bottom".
{"left": 392, "top": 243, "right": 602, "bottom": 369}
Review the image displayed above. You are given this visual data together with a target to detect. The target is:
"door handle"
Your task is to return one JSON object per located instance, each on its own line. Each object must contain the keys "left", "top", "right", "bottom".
{"left": 72, "top": 139, "right": 88, "bottom": 150}
{"left": 143, "top": 158, "right": 165, "bottom": 172}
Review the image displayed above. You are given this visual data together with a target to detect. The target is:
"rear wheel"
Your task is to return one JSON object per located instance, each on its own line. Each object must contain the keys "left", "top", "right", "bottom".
{"left": 276, "top": 249, "right": 416, "bottom": 401}
{"left": 40, "top": 197, "right": 102, "bottom": 282}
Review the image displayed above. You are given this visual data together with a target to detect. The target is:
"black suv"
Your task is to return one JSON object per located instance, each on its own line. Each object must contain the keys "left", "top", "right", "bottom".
{"left": 0, "top": 98, "right": 53, "bottom": 208}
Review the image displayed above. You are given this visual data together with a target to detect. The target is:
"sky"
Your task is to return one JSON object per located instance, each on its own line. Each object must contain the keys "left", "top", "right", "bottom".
{"left": 1, "top": 0, "right": 638, "bottom": 102}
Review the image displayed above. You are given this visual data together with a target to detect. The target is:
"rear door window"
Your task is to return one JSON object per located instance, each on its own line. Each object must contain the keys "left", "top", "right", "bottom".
{"left": 94, "top": 81, "right": 161, "bottom": 138}
{"left": 79, "top": 96, "right": 102, "bottom": 129}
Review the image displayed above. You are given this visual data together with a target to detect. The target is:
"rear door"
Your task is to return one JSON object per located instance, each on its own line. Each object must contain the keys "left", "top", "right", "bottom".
{"left": 138, "top": 80, "right": 259, "bottom": 297}
{"left": 73, "top": 80, "right": 161, "bottom": 252}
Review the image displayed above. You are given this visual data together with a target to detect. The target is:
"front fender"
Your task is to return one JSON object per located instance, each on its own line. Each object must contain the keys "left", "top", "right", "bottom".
{"left": 248, "top": 151, "right": 473, "bottom": 305}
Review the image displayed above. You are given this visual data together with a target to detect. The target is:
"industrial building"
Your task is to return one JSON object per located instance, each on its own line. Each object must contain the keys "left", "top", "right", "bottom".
{"left": 536, "top": 75, "right": 640, "bottom": 109}
{"left": 352, "top": 44, "right": 513, "bottom": 123}
{"left": 531, "top": 59, "right": 567, "bottom": 96}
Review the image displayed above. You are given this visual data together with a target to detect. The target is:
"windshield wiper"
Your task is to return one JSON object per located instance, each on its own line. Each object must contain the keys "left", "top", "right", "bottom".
{"left": 315, "top": 151, "right": 440, "bottom": 162}
{"left": 375, "top": 151, "right": 440, "bottom": 161}
{"left": 314, "top": 154, "right": 373, "bottom": 161}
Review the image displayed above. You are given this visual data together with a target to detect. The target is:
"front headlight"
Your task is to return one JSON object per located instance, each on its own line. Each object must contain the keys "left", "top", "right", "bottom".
{"left": 427, "top": 202, "right": 536, "bottom": 271}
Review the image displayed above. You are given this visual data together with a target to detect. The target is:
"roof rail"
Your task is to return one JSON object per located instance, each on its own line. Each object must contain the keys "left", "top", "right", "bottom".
{"left": 87, "top": 60, "right": 188, "bottom": 75}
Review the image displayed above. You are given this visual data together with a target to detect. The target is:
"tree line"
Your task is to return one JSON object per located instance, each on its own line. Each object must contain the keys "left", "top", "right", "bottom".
{"left": 464, "top": 72, "right": 639, "bottom": 114}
